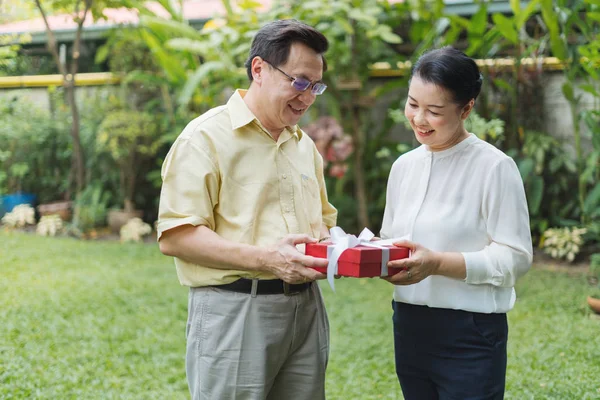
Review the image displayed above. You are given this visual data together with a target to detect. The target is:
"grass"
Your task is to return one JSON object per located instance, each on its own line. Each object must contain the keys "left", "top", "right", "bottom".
{"left": 1, "top": 231, "right": 599, "bottom": 399}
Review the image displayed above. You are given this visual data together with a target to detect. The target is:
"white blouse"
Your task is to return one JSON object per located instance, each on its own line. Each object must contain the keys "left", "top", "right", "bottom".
{"left": 381, "top": 134, "right": 533, "bottom": 313}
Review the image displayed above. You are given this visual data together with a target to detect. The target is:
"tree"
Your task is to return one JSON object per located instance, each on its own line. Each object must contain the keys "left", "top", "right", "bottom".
{"left": 130, "top": 0, "right": 404, "bottom": 229}
{"left": 0, "top": 0, "right": 38, "bottom": 23}
{"left": 0, "top": 33, "right": 31, "bottom": 76}
{"left": 33, "top": 0, "right": 121, "bottom": 195}
{"left": 282, "top": 0, "right": 403, "bottom": 229}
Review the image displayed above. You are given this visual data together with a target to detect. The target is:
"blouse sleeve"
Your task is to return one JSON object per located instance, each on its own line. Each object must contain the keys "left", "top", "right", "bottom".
{"left": 462, "top": 157, "right": 533, "bottom": 287}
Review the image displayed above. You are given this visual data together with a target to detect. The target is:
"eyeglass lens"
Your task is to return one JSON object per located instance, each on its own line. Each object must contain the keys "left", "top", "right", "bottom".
{"left": 292, "top": 78, "right": 327, "bottom": 95}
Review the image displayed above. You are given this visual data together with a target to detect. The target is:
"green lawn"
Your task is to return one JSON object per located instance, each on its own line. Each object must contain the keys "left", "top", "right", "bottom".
{"left": 1, "top": 231, "right": 599, "bottom": 399}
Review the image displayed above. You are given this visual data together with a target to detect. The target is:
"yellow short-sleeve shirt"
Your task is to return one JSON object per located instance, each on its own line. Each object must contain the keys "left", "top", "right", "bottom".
{"left": 157, "top": 89, "right": 337, "bottom": 287}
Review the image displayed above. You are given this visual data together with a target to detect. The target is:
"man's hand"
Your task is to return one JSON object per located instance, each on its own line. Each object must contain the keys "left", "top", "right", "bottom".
{"left": 382, "top": 240, "right": 440, "bottom": 285}
{"left": 262, "top": 234, "right": 328, "bottom": 284}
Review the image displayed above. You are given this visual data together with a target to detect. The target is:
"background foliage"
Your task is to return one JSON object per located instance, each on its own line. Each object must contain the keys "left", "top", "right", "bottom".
{"left": 1, "top": 0, "right": 600, "bottom": 257}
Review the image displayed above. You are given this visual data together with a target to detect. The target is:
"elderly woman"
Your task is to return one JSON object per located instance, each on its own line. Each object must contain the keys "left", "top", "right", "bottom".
{"left": 381, "top": 47, "right": 533, "bottom": 400}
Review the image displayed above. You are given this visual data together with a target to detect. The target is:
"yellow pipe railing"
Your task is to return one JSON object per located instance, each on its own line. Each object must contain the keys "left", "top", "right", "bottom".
{"left": 0, "top": 57, "right": 568, "bottom": 88}
{"left": 0, "top": 72, "right": 121, "bottom": 88}
{"left": 370, "top": 56, "right": 566, "bottom": 77}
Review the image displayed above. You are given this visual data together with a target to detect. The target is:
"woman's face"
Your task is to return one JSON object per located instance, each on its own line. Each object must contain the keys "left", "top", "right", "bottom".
{"left": 404, "top": 76, "right": 473, "bottom": 152}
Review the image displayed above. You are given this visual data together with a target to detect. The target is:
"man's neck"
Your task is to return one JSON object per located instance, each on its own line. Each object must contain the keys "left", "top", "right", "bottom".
{"left": 243, "top": 88, "right": 284, "bottom": 141}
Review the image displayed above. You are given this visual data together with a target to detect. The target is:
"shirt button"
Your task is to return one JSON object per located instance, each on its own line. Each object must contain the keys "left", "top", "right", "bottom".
{"left": 282, "top": 174, "right": 287, "bottom": 179}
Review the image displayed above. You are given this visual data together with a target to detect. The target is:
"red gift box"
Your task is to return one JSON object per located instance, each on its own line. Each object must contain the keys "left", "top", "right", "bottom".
{"left": 305, "top": 242, "right": 409, "bottom": 277}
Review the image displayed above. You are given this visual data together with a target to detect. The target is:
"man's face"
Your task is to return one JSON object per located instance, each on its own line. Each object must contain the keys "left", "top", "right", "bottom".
{"left": 260, "top": 42, "right": 324, "bottom": 131}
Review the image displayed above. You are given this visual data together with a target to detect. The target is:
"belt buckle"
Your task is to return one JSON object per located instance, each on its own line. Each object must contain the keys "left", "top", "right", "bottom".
{"left": 283, "top": 282, "right": 300, "bottom": 296}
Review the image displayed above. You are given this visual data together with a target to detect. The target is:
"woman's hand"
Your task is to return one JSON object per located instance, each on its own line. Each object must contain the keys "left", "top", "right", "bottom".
{"left": 382, "top": 240, "right": 441, "bottom": 285}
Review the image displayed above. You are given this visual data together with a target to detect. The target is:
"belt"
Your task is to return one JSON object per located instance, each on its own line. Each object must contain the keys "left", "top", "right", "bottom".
{"left": 215, "top": 278, "right": 312, "bottom": 296}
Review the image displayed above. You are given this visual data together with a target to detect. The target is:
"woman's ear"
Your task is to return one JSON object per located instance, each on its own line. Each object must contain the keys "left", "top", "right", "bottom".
{"left": 461, "top": 99, "right": 475, "bottom": 120}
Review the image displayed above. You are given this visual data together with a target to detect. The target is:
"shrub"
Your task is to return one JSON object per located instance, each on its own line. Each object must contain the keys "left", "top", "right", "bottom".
{"left": 36, "top": 214, "right": 63, "bottom": 237}
{"left": 1, "top": 204, "right": 35, "bottom": 228}
{"left": 0, "top": 94, "right": 70, "bottom": 201}
{"left": 541, "top": 227, "right": 587, "bottom": 262}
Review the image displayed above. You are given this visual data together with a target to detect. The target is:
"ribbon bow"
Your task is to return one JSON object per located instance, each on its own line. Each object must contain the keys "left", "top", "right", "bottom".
{"left": 325, "top": 227, "right": 392, "bottom": 291}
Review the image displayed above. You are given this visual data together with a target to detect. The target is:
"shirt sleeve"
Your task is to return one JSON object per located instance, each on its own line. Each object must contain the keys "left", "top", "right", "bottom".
{"left": 462, "top": 157, "right": 533, "bottom": 287}
{"left": 156, "top": 136, "right": 220, "bottom": 240}
{"left": 314, "top": 147, "right": 337, "bottom": 228}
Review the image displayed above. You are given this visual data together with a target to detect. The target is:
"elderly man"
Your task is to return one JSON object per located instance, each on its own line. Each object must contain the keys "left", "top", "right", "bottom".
{"left": 157, "top": 19, "right": 337, "bottom": 400}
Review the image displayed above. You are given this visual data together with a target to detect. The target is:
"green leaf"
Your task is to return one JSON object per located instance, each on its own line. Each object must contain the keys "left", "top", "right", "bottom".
{"left": 238, "top": 0, "right": 262, "bottom": 10}
{"left": 518, "top": 158, "right": 535, "bottom": 179}
{"left": 492, "top": 14, "right": 518, "bottom": 44}
{"left": 155, "top": 0, "right": 184, "bottom": 20}
{"left": 379, "top": 28, "right": 403, "bottom": 44}
{"left": 540, "top": 0, "right": 568, "bottom": 60}
{"left": 221, "top": 0, "right": 234, "bottom": 16}
{"left": 470, "top": 5, "right": 488, "bottom": 37}
{"left": 140, "top": 30, "right": 187, "bottom": 84}
{"left": 579, "top": 84, "right": 600, "bottom": 98}
{"left": 516, "top": 0, "right": 540, "bottom": 29}
{"left": 444, "top": 25, "right": 464, "bottom": 48}
{"left": 587, "top": 12, "right": 600, "bottom": 22}
{"left": 494, "top": 78, "right": 516, "bottom": 95}
{"left": 94, "top": 44, "right": 109, "bottom": 64}
{"left": 584, "top": 183, "right": 600, "bottom": 214}
{"left": 348, "top": 8, "right": 378, "bottom": 25}
{"left": 123, "top": 70, "right": 165, "bottom": 87}
{"left": 178, "top": 61, "right": 225, "bottom": 106}
{"left": 562, "top": 82, "right": 575, "bottom": 102}
{"left": 165, "top": 38, "right": 210, "bottom": 54}
{"left": 510, "top": 0, "right": 522, "bottom": 18}
{"left": 140, "top": 16, "right": 200, "bottom": 40}
{"left": 582, "top": 152, "right": 598, "bottom": 182}
{"left": 334, "top": 17, "right": 354, "bottom": 35}
{"left": 528, "top": 176, "right": 544, "bottom": 215}
{"left": 448, "top": 15, "right": 470, "bottom": 30}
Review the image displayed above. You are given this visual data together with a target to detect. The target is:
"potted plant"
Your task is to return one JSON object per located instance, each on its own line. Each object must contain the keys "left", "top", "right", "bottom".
{"left": 70, "top": 183, "right": 112, "bottom": 238}
{"left": 587, "top": 289, "right": 600, "bottom": 314}
{"left": 96, "top": 108, "right": 159, "bottom": 232}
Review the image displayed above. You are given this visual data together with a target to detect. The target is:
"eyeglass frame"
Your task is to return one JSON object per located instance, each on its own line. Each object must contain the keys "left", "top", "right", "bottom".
{"left": 262, "top": 59, "right": 327, "bottom": 95}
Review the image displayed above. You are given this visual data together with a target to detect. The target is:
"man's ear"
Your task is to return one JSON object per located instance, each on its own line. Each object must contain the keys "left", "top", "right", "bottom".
{"left": 461, "top": 99, "right": 475, "bottom": 120}
{"left": 251, "top": 56, "right": 265, "bottom": 84}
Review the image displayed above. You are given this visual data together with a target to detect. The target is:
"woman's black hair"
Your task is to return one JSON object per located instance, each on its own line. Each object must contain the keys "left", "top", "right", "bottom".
{"left": 244, "top": 19, "right": 328, "bottom": 81}
{"left": 411, "top": 46, "right": 483, "bottom": 106}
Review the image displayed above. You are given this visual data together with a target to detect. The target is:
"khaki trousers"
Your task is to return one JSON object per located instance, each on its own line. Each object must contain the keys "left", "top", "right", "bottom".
{"left": 186, "top": 282, "right": 330, "bottom": 400}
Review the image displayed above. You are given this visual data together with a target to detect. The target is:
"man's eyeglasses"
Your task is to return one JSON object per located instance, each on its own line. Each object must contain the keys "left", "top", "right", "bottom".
{"left": 263, "top": 60, "right": 327, "bottom": 95}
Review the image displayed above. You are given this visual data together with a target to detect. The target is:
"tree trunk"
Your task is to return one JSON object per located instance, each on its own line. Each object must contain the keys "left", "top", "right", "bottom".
{"left": 347, "top": 22, "right": 369, "bottom": 230}
{"left": 35, "top": 0, "right": 89, "bottom": 196}
{"left": 125, "top": 154, "right": 137, "bottom": 212}
{"left": 65, "top": 78, "right": 85, "bottom": 193}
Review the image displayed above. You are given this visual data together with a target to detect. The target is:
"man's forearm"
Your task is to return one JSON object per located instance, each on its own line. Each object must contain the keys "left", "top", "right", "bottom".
{"left": 159, "top": 225, "right": 271, "bottom": 272}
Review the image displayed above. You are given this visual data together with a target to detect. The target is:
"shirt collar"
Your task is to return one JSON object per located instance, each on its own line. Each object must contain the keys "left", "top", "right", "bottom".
{"left": 227, "top": 89, "right": 256, "bottom": 130}
{"left": 227, "top": 89, "right": 302, "bottom": 140}
{"left": 426, "top": 133, "right": 477, "bottom": 159}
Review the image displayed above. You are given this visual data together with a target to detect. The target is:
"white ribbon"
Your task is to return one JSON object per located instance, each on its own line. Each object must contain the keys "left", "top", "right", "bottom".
{"left": 325, "top": 227, "right": 392, "bottom": 291}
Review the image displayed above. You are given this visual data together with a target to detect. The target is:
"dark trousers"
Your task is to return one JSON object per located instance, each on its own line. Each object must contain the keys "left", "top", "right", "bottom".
{"left": 392, "top": 301, "right": 508, "bottom": 400}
